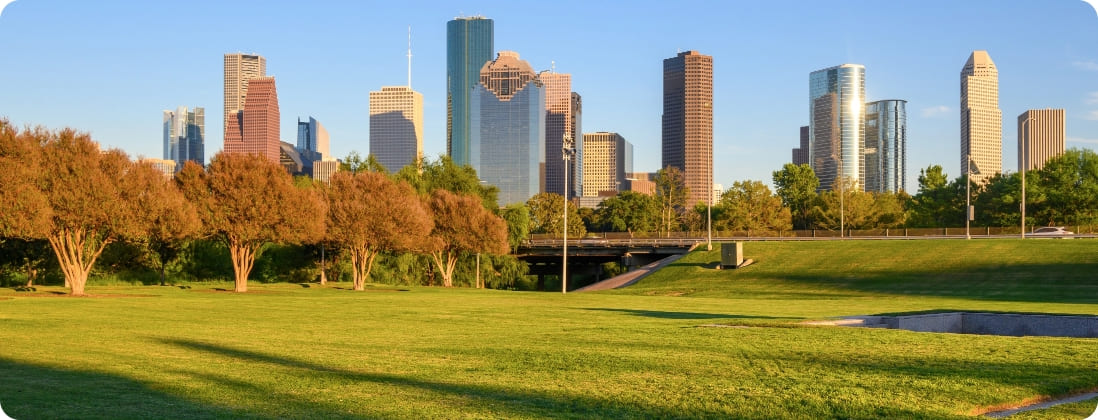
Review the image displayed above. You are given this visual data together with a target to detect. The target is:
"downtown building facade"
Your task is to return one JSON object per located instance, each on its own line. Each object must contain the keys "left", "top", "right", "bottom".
{"left": 370, "top": 86, "right": 424, "bottom": 172}
{"left": 297, "top": 116, "right": 331, "bottom": 162}
{"left": 223, "top": 53, "right": 266, "bottom": 133}
{"left": 662, "top": 50, "right": 713, "bottom": 205}
{"left": 809, "top": 64, "right": 865, "bottom": 191}
{"left": 960, "top": 50, "right": 1002, "bottom": 183}
{"left": 162, "top": 106, "right": 204, "bottom": 171}
{"left": 539, "top": 71, "right": 582, "bottom": 198}
{"left": 580, "top": 132, "right": 632, "bottom": 199}
{"left": 470, "top": 51, "right": 546, "bottom": 206}
{"left": 864, "top": 100, "right": 907, "bottom": 193}
{"left": 446, "top": 16, "right": 494, "bottom": 167}
{"left": 792, "top": 126, "right": 809, "bottom": 166}
{"left": 1017, "top": 108, "right": 1065, "bottom": 172}
{"left": 224, "top": 77, "right": 281, "bottom": 163}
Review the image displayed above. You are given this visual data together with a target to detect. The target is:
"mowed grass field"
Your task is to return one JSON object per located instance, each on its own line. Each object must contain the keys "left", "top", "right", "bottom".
{"left": 1, "top": 239, "right": 1096, "bottom": 419}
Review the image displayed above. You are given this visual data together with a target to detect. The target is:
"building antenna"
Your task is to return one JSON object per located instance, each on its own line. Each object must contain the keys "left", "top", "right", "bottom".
{"left": 407, "top": 25, "right": 413, "bottom": 88}
{"left": 551, "top": 60, "right": 555, "bottom": 73}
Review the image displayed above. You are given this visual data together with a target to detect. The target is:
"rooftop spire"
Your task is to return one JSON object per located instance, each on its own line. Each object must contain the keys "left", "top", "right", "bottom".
{"left": 407, "top": 26, "right": 413, "bottom": 88}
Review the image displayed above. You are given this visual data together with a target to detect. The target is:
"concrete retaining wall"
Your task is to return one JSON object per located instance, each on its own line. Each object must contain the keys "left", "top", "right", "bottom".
{"left": 854, "top": 312, "right": 1098, "bottom": 338}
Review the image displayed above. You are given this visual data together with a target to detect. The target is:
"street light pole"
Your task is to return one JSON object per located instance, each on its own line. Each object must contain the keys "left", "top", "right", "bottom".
{"left": 1020, "top": 117, "right": 1034, "bottom": 239}
{"left": 707, "top": 169, "right": 712, "bottom": 251}
{"left": 966, "top": 154, "right": 971, "bottom": 240}
{"left": 562, "top": 134, "right": 573, "bottom": 294}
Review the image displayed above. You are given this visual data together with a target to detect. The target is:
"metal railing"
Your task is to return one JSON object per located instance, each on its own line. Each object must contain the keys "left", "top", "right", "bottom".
{"left": 525, "top": 225, "right": 1098, "bottom": 244}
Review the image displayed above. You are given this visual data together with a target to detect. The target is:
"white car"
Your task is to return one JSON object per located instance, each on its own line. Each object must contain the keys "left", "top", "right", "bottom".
{"left": 1027, "top": 226, "right": 1074, "bottom": 237}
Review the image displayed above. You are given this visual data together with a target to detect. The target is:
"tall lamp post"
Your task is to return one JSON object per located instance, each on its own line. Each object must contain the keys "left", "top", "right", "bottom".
{"left": 965, "top": 155, "right": 982, "bottom": 240}
{"left": 1020, "top": 117, "right": 1034, "bottom": 239}
{"left": 561, "top": 134, "right": 575, "bottom": 294}
{"left": 831, "top": 153, "right": 845, "bottom": 238}
{"left": 707, "top": 168, "right": 713, "bottom": 251}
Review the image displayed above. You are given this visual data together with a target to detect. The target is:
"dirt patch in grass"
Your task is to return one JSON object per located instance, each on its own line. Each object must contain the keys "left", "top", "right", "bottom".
{"left": 188, "top": 289, "right": 287, "bottom": 295}
{"left": 11, "top": 293, "right": 158, "bottom": 298}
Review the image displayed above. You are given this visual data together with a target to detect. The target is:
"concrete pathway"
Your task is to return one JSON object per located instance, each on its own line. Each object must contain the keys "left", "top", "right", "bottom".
{"left": 574, "top": 245, "right": 697, "bottom": 292}
{"left": 983, "top": 391, "right": 1098, "bottom": 418}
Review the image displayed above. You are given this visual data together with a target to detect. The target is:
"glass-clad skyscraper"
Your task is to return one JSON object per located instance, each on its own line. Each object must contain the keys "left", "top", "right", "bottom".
{"left": 864, "top": 100, "right": 907, "bottom": 193}
{"left": 809, "top": 64, "right": 865, "bottom": 191}
{"left": 446, "top": 16, "right": 494, "bottom": 167}
{"left": 470, "top": 51, "right": 546, "bottom": 205}
{"left": 162, "top": 106, "right": 204, "bottom": 171}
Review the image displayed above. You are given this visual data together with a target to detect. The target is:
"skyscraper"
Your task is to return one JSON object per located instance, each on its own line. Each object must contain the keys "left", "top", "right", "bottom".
{"left": 446, "top": 16, "right": 494, "bottom": 167}
{"left": 581, "top": 132, "right": 631, "bottom": 198}
{"left": 570, "top": 92, "right": 584, "bottom": 197}
{"left": 864, "top": 100, "right": 907, "bottom": 193}
{"left": 224, "top": 77, "right": 280, "bottom": 163}
{"left": 539, "top": 70, "right": 580, "bottom": 197}
{"left": 1017, "top": 109, "right": 1065, "bottom": 172}
{"left": 163, "top": 106, "right": 204, "bottom": 170}
{"left": 296, "top": 116, "right": 331, "bottom": 162}
{"left": 369, "top": 86, "right": 423, "bottom": 172}
{"left": 223, "top": 53, "right": 266, "bottom": 134}
{"left": 662, "top": 50, "right": 713, "bottom": 205}
{"left": 470, "top": 51, "right": 545, "bottom": 205}
{"left": 961, "top": 50, "right": 1002, "bottom": 183}
{"left": 809, "top": 64, "right": 865, "bottom": 191}
{"left": 792, "top": 126, "right": 809, "bottom": 165}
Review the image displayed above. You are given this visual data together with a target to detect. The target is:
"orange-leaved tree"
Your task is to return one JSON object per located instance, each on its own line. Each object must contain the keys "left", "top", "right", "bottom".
{"left": 326, "top": 171, "right": 432, "bottom": 290}
{"left": 425, "top": 189, "right": 508, "bottom": 288}
{"left": 0, "top": 120, "right": 52, "bottom": 242}
{"left": 178, "top": 153, "right": 325, "bottom": 292}
{"left": 121, "top": 161, "right": 202, "bottom": 286}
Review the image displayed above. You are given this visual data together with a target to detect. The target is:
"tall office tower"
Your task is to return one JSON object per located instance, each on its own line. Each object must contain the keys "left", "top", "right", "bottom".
{"left": 809, "top": 64, "right": 865, "bottom": 191}
{"left": 162, "top": 106, "right": 205, "bottom": 170}
{"left": 662, "top": 50, "right": 713, "bottom": 205}
{"left": 140, "top": 158, "right": 177, "bottom": 179}
{"left": 1017, "top": 109, "right": 1065, "bottom": 172}
{"left": 539, "top": 70, "right": 577, "bottom": 197}
{"left": 224, "top": 77, "right": 280, "bottom": 163}
{"left": 960, "top": 50, "right": 1002, "bottom": 183}
{"left": 570, "top": 92, "right": 583, "bottom": 196}
{"left": 792, "top": 126, "right": 809, "bottom": 165}
{"left": 296, "top": 117, "right": 331, "bottom": 161}
{"left": 369, "top": 86, "right": 424, "bottom": 172}
{"left": 864, "top": 100, "right": 907, "bottom": 193}
{"left": 580, "top": 132, "right": 631, "bottom": 198}
{"left": 446, "top": 16, "right": 494, "bottom": 166}
{"left": 223, "top": 53, "right": 266, "bottom": 134}
{"left": 470, "top": 51, "right": 546, "bottom": 205}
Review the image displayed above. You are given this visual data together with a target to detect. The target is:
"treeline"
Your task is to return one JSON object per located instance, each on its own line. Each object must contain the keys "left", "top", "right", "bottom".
{"left": 0, "top": 120, "right": 523, "bottom": 295}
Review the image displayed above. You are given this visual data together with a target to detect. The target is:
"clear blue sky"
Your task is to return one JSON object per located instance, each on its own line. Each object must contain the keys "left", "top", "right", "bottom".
{"left": 2, "top": 0, "right": 1096, "bottom": 193}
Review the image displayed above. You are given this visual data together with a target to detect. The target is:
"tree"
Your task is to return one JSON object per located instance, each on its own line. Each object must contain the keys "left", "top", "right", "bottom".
{"left": 499, "top": 203, "right": 530, "bottom": 253}
{"left": 122, "top": 161, "right": 201, "bottom": 286}
{"left": 654, "top": 166, "right": 688, "bottom": 236}
{"left": 0, "top": 120, "right": 52, "bottom": 241}
{"left": 595, "top": 191, "right": 660, "bottom": 235}
{"left": 425, "top": 190, "right": 508, "bottom": 288}
{"left": 906, "top": 165, "right": 963, "bottom": 228}
{"left": 716, "top": 180, "right": 792, "bottom": 233}
{"left": 325, "top": 171, "right": 432, "bottom": 291}
{"left": 340, "top": 151, "right": 388, "bottom": 174}
{"left": 526, "top": 193, "right": 586, "bottom": 237}
{"left": 772, "top": 163, "right": 819, "bottom": 229}
{"left": 179, "top": 153, "right": 326, "bottom": 292}
{"left": 397, "top": 155, "right": 500, "bottom": 210}
{"left": 1034, "top": 148, "right": 1098, "bottom": 226}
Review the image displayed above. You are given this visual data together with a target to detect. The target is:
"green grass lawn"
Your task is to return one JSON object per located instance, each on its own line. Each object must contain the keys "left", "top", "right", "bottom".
{"left": 1, "top": 239, "right": 1096, "bottom": 419}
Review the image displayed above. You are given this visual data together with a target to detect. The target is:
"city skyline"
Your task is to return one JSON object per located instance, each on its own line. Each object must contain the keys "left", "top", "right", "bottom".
{"left": 1, "top": 1, "right": 1097, "bottom": 192}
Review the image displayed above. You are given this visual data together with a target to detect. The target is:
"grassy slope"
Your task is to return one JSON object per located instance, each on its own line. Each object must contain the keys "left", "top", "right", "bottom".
{"left": 0, "top": 239, "right": 1095, "bottom": 419}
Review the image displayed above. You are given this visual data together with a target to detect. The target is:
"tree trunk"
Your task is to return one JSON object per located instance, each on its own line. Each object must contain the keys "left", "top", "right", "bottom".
{"left": 25, "top": 268, "right": 37, "bottom": 288}
{"left": 48, "top": 228, "right": 111, "bottom": 296}
{"left": 159, "top": 264, "right": 167, "bottom": 286}
{"left": 319, "top": 269, "right": 327, "bottom": 285}
{"left": 228, "top": 240, "right": 257, "bottom": 292}
{"left": 429, "top": 250, "right": 458, "bottom": 287}
{"left": 350, "top": 246, "right": 377, "bottom": 291}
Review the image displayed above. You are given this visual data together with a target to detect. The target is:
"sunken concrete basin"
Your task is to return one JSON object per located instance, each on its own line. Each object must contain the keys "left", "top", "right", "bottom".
{"left": 845, "top": 312, "right": 1098, "bottom": 338}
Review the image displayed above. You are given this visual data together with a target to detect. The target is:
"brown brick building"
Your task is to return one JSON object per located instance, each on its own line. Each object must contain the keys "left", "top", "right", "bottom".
{"left": 662, "top": 50, "right": 713, "bottom": 205}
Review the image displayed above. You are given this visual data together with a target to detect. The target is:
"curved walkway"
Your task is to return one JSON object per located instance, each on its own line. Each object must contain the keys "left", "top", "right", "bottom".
{"left": 574, "top": 244, "right": 697, "bottom": 292}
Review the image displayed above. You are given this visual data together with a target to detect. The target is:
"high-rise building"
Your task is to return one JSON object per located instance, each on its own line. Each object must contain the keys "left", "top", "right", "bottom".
{"left": 162, "top": 106, "right": 204, "bottom": 170}
{"left": 570, "top": 92, "right": 583, "bottom": 197}
{"left": 224, "top": 77, "right": 280, "bottom": 164}
{"left": 961, "top": 50, "right": 1002, "bottom": 183}
{"left": 446, "top": 16, "right": 494, "bottom": 167}
{"left": 223, "top": 53, "right": 266, "bottom": 134}
{"left": 369, "top": 86, "right": 423, "bottom": 172}
{"left": 792, "top": 126, "right": 809, "bottom": 165}
{"left": 312, "top": 160, "right": 340, "bottom": 184}
{"left": 140, "top": 158, "right": 177, "bottom": 179}
{"left": 662, "top": 50, "right": 713, "bottom": 205}
{"left": 540, "top": 71, "right": 582, "bottom": 198}
{"left": 864, "top": 100, "right": 907, "bottom": 193}
{"left": 580, "top": 132, "right": 632, "bottom": 198}
{"left": 1017, "top": 109, "right": 1065, "bottom": 172}
{"left": 297, "top": 116, "right": 331, "bottom": 162}
{"left": 810, "top": 64, "right": 865, "bottom": 191}
{"left": 470, "top": 51, "right": 545, "bottom": 205}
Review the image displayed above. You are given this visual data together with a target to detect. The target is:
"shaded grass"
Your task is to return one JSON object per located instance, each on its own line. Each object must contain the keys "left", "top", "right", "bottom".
{"left": 0, "top": 239, "right": 1095, "bottom": 418}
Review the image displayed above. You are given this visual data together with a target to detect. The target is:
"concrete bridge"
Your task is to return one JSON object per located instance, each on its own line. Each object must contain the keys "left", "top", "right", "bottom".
{"left": 514, "top": 238, "right": 697, "bottom": 291}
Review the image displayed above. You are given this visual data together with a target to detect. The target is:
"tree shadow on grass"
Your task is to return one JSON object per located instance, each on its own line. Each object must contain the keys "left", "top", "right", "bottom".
{"left": 579, "top": 307, "right": 780, "bottom": 320}
{"left": 0, "top": 357, "right": 250, "bottom": 419}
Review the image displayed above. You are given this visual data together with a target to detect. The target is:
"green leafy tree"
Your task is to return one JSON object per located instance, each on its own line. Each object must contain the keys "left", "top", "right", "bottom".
{"left": 906, "top": 165, "right": 964, "bottom": 228}
{"left": 1033, "top": 148, "right": 1098, "bottom": 226}
{"left": 654, "top": 166, "right": 688, "bottom": 236}
{"left": 526, "top": 193, "right": 586, "bottom": 237}
{"left": 499, "top": 203, "right": 530, "bottom": 252}
{"left": 716, "top": 180, "right": 792, "bottom": 233}
{"left": 340, "top": 151, "right": 388, "bottom": 174}
{"left": 772, "top": 163, "right": 819, "bottom": 229}
{"left": 595, "top": 191, "right": 660, "bottom": 235}
{"left": 396, "top": 155, "right": 499, "bottom": 210}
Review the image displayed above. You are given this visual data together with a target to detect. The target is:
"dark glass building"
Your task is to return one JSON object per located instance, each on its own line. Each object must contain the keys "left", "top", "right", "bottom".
{"left": 864, "top": 100, "right": 907, "bottom": 193}
{"left": 809, "top": 64, "right": 865, "bottom": 191}
{"left": 446, "top": 16, "right": 494, "bottom": 167}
